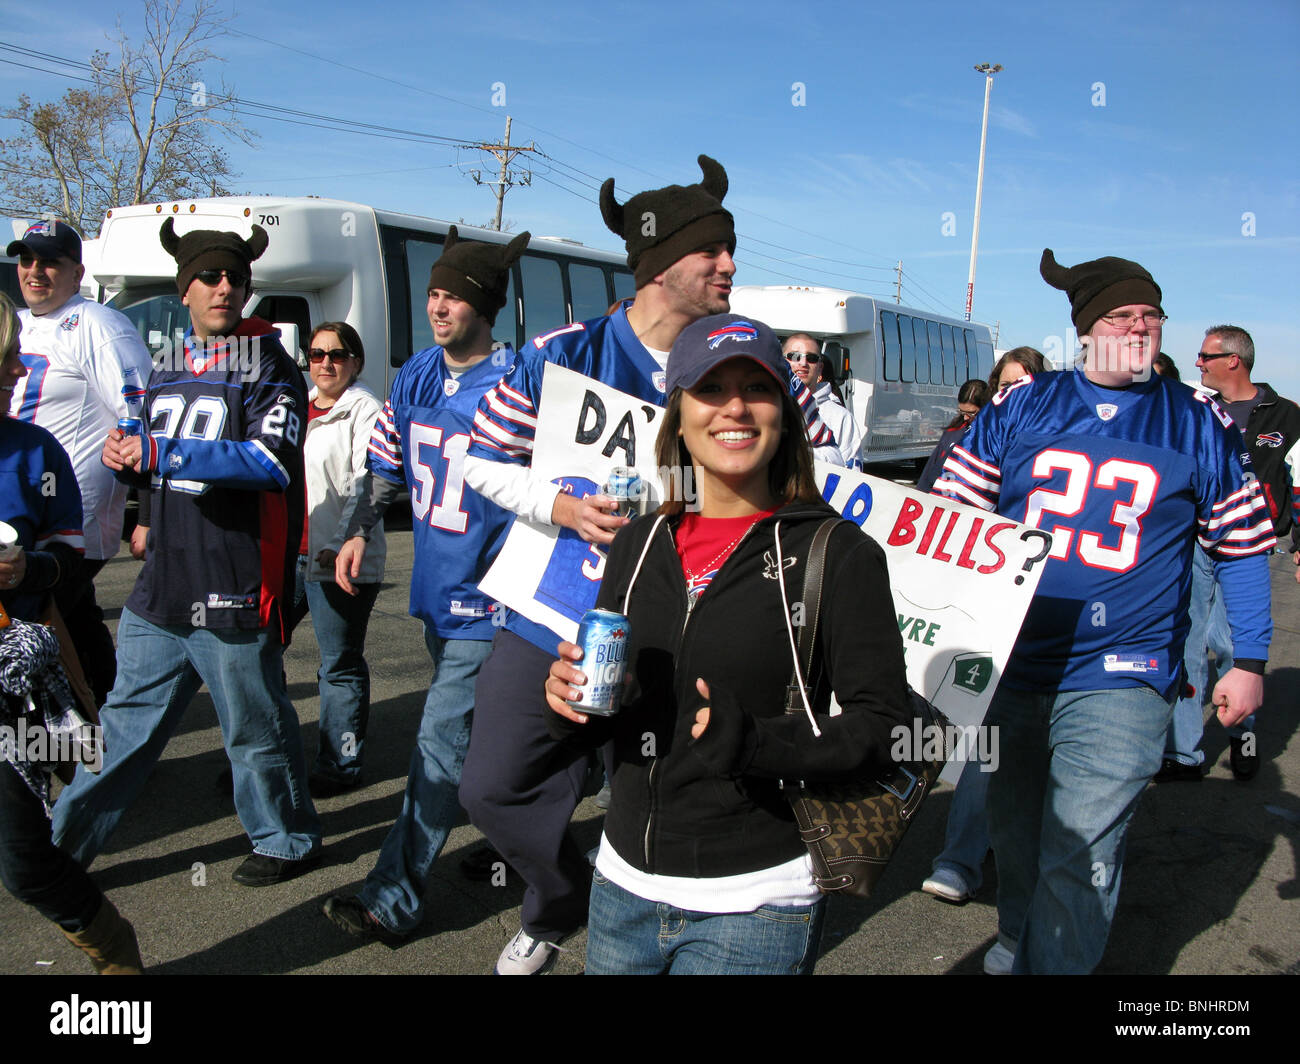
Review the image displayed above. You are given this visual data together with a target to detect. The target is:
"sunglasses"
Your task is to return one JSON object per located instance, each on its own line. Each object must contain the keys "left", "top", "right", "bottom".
{"left": 308, "top": 349, "right": 353, "bottom": 364}
{"left": 1195, "top": 351, "right": 1234, "bottom": 361}
{"left": 193, "top": 268, "right": 249, "bottom": 288}
{"left": 784, "top": 351, "right": 818, "bottom": 365}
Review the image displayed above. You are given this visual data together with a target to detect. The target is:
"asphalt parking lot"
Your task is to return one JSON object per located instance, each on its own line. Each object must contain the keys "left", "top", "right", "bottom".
{"left": 2, "top": 527, "right": 1297, "bottom": 977}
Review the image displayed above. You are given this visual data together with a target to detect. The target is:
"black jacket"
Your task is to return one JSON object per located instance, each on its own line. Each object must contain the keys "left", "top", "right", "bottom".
{"left": 551, "top": 499, "right": 911, "bottom": 879}
{"left": 1241, "top": 382, "right": 1300, "bottom": 551}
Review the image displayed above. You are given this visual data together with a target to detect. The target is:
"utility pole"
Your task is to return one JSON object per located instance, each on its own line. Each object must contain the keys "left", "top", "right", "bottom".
{"left": 965, "top": 63, "right": 1002, "bottom": 322}
{"left": 468, "top": 116, "right": 536, "bottom": 231}
{"left": 895, "top": 261, "right": 902, "bottom": 304}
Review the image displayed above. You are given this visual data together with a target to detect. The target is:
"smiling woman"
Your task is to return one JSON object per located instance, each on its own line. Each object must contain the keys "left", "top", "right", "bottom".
{"left": 544, "top": 313, "right": 912, "bottom": 975}
{"left": 287, "top": 321, "right": 386, "bottom": 796}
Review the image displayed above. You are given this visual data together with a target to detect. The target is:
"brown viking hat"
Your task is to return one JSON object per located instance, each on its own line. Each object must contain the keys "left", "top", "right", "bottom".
{"left": 160, "top": 217, "right": 268, "bottom": 296}
{"left": 1039, "top": 248, "right": 1163, "bottom": 335}
{"left": 427, "top": 225, "right": 530, "bottom": 326}
{"left": 600, "top": 155, "right": 736, "bottom": 288}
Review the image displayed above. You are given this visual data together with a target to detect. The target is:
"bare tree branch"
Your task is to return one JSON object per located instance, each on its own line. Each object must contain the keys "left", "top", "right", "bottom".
{"left": 0, "top": 0, "right": 255, "bottom": 234}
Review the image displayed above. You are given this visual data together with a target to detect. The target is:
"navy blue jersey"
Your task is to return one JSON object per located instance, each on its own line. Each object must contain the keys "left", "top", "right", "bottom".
{"left": 937, "top": 370, "right": 1273, "bottom": 695}
{"left": 469, "top": 305, "right": 835, "bottom": 652}
{"left": 126, "top": 319, "right": 305, "bottom": 640}
{"left": 368, "top": 346, "right": 513, "bottom": 638}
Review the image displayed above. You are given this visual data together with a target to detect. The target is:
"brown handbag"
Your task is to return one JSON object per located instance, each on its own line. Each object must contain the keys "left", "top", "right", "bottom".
{"left": 782, "top": 519, "right": 952, "bottom": 900}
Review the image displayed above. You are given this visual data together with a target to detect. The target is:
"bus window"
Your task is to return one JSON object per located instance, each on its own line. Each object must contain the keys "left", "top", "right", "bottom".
{"left": 976, "top": 338, "right": 994, "bottom": 382}
{"left": 927, "top": 321, "right": 942, "bottom": 386}
{"left": 898, "top": 313, "right": 916, "bottom": 383}
{"left": 253, "top": 295, "right": 312, "bottom": 360}
{"left": 568, "top": 262, "right": 609, "bottom": 324}
{"left": 402, "top": 236, "right": 446, "bottom": 356}
{"left": 880, "top": 310, "right": 900, "bottom": 381}
{"left": 110, "top": 285, "right": 189, "bottom": 355}
{"left": 912, "top": 317, "right": 929, "bottom": 384}
{"left": 493, "top": 268, "right": 519, "bottom": 351}
{"left": 961, "top": 331, "right": 977, "bottom": 385}
{"left": 520, "top": 254, "right": 566, "bottom": 339}
{"left": 611, "top": 268, "right": 635, "bottom": 304}
{"left": 940, "top": 324, "right": 956, "bottom": 385}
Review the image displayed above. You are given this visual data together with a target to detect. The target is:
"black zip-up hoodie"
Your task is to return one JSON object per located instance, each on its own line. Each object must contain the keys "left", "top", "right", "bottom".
{"left": 549, "top": 499, "right": 912, "bottom": 879}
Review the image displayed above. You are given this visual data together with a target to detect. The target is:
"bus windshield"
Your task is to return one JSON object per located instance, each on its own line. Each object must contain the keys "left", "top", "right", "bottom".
{"left": 110, "top": 285, "right": 190, "bottom": 355}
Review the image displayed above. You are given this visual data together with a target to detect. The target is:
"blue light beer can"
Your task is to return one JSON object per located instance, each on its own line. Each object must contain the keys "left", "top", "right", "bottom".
{"left": 570, "top": 608, "right": 630, "bottom": 716}
{"left": 603, "top": 466, "right": 643, "bottom": 519}
{"left": 116, "top": 417, "right": 144, "bottom": 437}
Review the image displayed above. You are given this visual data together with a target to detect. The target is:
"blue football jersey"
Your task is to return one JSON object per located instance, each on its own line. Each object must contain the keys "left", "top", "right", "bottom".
{"left": 938, "top": 371, "right": 1273, "bottom": 695}
{"left": 468, "top": 305, "right": 836, "bottom": 652}
{"left": 369, "top": 346, "right": 514, "bottom": 638}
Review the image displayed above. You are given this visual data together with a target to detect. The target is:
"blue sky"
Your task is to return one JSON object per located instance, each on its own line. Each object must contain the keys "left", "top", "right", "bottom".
{"left": 4, "top": 0, "right": 1298, "bottom": 395}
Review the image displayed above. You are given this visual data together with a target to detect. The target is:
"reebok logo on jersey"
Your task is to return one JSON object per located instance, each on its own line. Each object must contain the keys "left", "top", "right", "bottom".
{"left": 1256, "top": 431, "right": 1284, "bottom": 448}
{"left": 59, "top": 313, "right": 80, "bottom": 332}
{"left": 1095, "top": 403, "right": 1118, "bottom": 421}
{"left": 1103, "top": 653, "right": 1159, "bottom": 674}
{"left": 206, "top": 593, "right": 258, "bottom": 610}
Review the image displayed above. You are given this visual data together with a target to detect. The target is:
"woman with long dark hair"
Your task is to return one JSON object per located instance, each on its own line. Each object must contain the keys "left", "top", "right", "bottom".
{"left": 544, "top": 314, "right": 910, "bottom": 974}
{"left": 915, "top": 378, "right": 990, "bottom": 493}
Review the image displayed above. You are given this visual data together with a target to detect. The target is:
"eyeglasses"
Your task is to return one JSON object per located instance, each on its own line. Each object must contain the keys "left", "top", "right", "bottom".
{"left": 958, "top": 407, "right": 979, "bottom": 420}
{"left": 193, "top": 268, "right": 249, "bottom": 288}
{"left": 308, "top": 348, "right": 353, "bottom": 364}
{"left": 1195, "top": 350, "right": 1234, "bottom": 362}
{"left": 1098, "top": 311, "right": 1167, "bottom": 330}
{"left": 784, "top": 351, "right": 818, "bottom": 365}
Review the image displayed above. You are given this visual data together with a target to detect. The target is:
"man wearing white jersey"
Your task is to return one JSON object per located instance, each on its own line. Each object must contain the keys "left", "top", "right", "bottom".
{"left": 7, "top": 220, "right": 154, "bottom": 704}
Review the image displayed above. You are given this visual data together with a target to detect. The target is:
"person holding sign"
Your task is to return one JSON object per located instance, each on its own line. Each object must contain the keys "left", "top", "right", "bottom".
{"left": 938, "top": 250, "right": 1274, "bottom": 974}
{"left": 460, "top": 155, "right": 844, "bottom": 975}
{"left": 542, "top": 313, "right": 910, "bottom": 974}
{"left": 320, "top": 228, "right": 529, "bottom": 945}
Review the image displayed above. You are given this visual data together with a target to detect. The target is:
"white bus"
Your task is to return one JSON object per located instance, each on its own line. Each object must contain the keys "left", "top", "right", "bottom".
{"left": 729, "top": 285, "right": 996, "bottom": 466}
{"left": 89, "top": 196, "right": 636, "bottom": 398}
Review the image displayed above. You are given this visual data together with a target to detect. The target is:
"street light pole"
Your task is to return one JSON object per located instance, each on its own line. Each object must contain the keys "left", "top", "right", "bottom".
{"left": 965, "top": 62, "right": 1002, "bottom": 322}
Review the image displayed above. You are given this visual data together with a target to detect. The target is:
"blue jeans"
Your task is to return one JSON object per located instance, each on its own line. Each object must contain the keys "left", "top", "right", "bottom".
{"left": 304, "top": 578, "right": 380, "bottom": 784}
{"left": 0, "top": 762, "right": 103, "bottom": 932}
{"left": 985, "top": 684, "right": 1172, "bottom": 974}
{"left": 357, "top": 631, "right": 492, "bottom": 936}
{"left": 931, "top": 755, "right": 991, "bottom": 891}
{"left": 51, "top": 608, "right": 321, "bottom": 865}
{"left": 585, "top": 870, "right": 826, "bottom": 975}
{"left": 1167, "top": 546, "right": 1252, "bottom": 766}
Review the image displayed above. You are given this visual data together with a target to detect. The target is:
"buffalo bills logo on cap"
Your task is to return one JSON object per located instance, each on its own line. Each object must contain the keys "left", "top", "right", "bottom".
{"left": 706, "top": 321, "right": 758, "bottom": 350}
{"left": 24, "top": 221, "right": 54, "bottom": 238}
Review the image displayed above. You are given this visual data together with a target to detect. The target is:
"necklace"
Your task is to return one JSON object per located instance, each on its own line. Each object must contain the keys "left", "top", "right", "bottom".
{"left": 681, "top": 531, "right": 747, "bottom": 586}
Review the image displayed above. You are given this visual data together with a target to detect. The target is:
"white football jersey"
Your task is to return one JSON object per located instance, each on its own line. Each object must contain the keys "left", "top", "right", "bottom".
{"left": 13, "top": 295, "right": 155, "bottom": 559}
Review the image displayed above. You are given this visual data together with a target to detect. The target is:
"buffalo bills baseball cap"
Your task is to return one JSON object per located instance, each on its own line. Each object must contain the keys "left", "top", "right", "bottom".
{"left": 666, "top": 313, "right": 787, "bottom": 394}
{"left": 6, "top": 220, "right": 82, "bottom": 263}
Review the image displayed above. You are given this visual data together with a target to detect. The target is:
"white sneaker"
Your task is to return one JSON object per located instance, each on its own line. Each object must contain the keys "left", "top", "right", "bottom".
{"left": 494, "top": 928, "right": 559, "bottom": 975}
{"left": 921, "top": 867, "right": 973, "bottom": 903}
{"left": 983, "top": 941, "right": 1014, "bottom": 975}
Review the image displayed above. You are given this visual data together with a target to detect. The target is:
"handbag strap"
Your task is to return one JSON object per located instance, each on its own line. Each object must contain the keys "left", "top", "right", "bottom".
{"left": 784, "top": 518, "right": 841, "bottom": 718}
